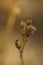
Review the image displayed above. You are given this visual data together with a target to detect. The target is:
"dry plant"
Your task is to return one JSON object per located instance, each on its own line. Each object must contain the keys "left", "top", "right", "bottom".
{"left": 15, "top": 19, "right": 36, "bottom": 65}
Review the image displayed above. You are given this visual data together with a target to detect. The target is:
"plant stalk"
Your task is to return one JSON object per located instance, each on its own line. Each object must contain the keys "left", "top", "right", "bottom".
{"left": 20, "top": 52, "right": 24, "bottom": 65}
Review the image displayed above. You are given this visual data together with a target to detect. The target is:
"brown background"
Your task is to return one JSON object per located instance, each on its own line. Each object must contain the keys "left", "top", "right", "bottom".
{"left": 0, "top": 0, "right": 43, "bottom": 65}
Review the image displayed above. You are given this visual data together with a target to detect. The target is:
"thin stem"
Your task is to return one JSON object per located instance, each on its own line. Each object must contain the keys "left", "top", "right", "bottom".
{"left": 21, "top": 35, "right": 27, "bottom": 52}
{"left": 19, "top": 36, "right": 27, "bottom": 65}
{"left": 20, "top": 52, "right": 24, "bottom": 65}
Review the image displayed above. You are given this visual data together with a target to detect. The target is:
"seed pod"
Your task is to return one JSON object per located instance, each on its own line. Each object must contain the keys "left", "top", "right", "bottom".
{"left": 25, "top": 25, "right": 36, "bottom": 37}
{"left": 26, "top": 19, "right": 32, "bottom": 25}
{"left": 25, "top": 25, "right": 32, "bottom": 37}
{"left": 15, "top": 40, "right": 21, "bottom": 49}
{"left": 20, "top": 21, "right": 26, "bottom": 35}
{"left": 20, "top": 21, "right": 25, "bottom": 28}
{"left": 31, "top": 26, "right": 36, "bottom": 34}
{"left": 32, "top": 26, "right": 36, "bottom": 31}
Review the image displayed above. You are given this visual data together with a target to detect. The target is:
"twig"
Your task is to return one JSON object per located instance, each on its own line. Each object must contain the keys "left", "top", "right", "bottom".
{"left": 19, "top": 35, "right": 28, "bottom": 65}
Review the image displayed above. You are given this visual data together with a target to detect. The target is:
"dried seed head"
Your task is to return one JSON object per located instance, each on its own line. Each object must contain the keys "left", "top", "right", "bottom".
{"left": 19, "top": 19, "right": 36, "bottom": 38}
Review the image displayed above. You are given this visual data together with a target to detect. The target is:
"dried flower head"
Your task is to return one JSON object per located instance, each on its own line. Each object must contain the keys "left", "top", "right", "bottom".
{"left": 20, "top": 19, "right": 36, "bottom": 38}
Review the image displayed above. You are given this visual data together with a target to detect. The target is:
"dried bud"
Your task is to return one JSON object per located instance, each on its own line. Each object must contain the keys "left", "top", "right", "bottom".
{"left": 26, "top": 19, "right": 32, "bottom": 25}
{"left": 25, "top": 25, "right": 32, "bottom": 37}
{"left": 15, "top": 40, "right": 21, "bottom": 49}
{"left": 20, "top": 21, "right": 26, "bottom": 35}
{"left": 31, "top": 26, "right": 36, "bottom": 34}
{"left": 32, "top": 26, "right": 36, "bottom": 31}
{"left": 25, "top": 25, "right": 36, "bottom": 37}
{"left": 20, "top": 21, "right": 26, "bottom": 28}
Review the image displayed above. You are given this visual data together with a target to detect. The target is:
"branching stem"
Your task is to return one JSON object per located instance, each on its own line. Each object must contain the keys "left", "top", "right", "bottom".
{"left": 19, "top": 35, "right": 27, "bottom": 65}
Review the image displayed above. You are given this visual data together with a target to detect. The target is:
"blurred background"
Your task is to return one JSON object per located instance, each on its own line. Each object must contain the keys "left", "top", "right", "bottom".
{"left": 0, "top": 0, "right": 43, "bottom": 65}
